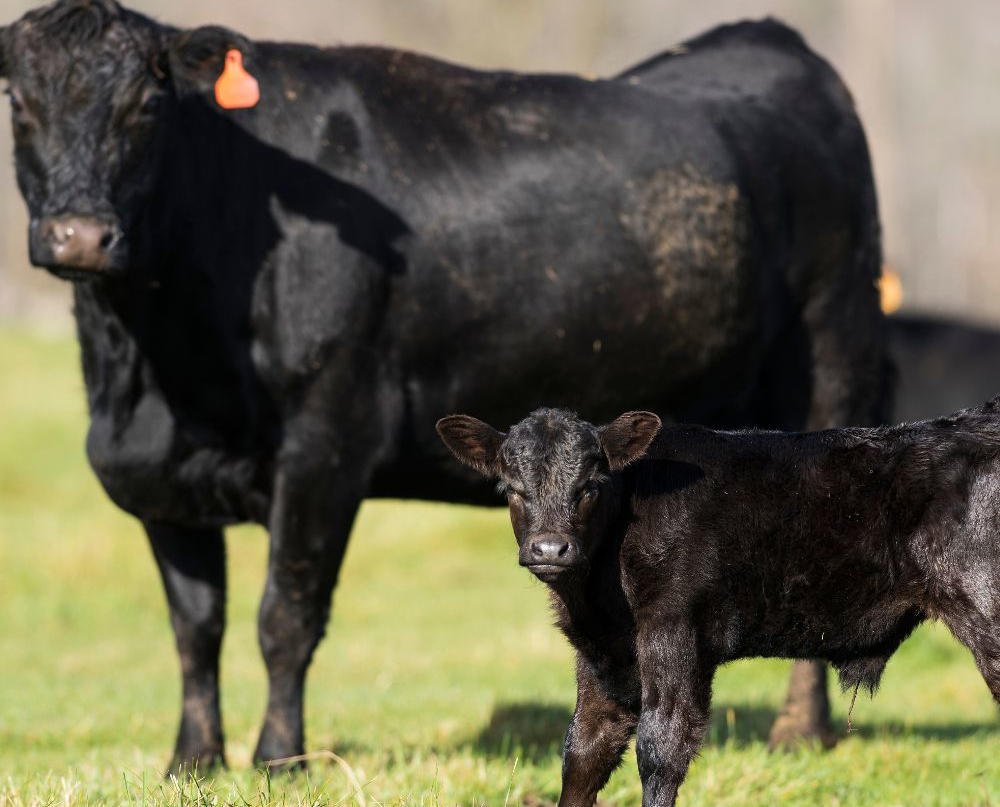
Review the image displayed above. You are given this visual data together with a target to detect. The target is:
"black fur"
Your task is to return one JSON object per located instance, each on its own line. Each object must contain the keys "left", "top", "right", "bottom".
{"left": 2, "top": 1, "right": 888, "bottom": 770}
{"left": 440, "top": 403, "right": 1000, "bottom": 806}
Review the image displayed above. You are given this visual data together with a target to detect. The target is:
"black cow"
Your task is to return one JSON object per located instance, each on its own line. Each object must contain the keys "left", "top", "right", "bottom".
{"left": 438, "top": 405, "right": 1000, "bottom": 806}
{"left": 0, "top": 1, "right": 888, "bottom": 771}
{"left": 889, "top": 313, "right": 1000, "bottom": 422}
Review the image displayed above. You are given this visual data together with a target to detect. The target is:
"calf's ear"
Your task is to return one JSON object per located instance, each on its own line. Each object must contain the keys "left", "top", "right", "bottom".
{"left": 165, "top": 25, "right": 254, "bottom": 97}
{"left": 599, "top": 411, "right": 661, "bottom": 471}
{"left": 436, "top": 415, "right": 505, "bottom": 477}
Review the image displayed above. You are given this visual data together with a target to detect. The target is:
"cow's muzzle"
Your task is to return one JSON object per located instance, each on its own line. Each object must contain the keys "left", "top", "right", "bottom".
{"left": 519, "top": 533, "right": 581, "bottom": 582}
{"left": 30, "top": 214, "right": 124, "bottom": 278}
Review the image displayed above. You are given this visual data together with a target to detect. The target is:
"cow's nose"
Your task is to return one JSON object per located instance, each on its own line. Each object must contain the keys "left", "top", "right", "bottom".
{"left": 527, "top": 535, "right": 576, "bottom": 565}
{"left": 33, "top": 214, "right": 121, "bottom": 271}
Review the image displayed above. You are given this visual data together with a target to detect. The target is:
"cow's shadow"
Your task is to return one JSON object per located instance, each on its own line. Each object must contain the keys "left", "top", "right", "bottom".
{"left": 466, "top": 700, "right": 782, "bottom": 762}
{"left": 472, "top": 702, "right": 573, "bottom": 763}
{"left": 462, "top": 700, "right": 1000, "bottom": 763}
{"left": 704, "top": 702, "right": 780, "bottom": 747}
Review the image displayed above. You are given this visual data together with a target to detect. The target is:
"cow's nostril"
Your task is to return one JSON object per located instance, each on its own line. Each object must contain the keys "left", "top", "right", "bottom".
{"left": 557, "top": 541, "right": 570, "bottom": 557}
{"left": 531, "top": 541, "right": 545, "bottom": 558}
{"left": 99, "top": 229, "right": 116, "bottom": 250}
{"left": 51, "top": 223, "right": 71, "bottom": 245}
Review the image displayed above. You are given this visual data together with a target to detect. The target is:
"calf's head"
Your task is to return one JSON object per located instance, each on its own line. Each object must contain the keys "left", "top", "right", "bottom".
{"left": 0, "top": 0, "right": 254, "bottom": 279}
{"left": 437, "top": 408, "right": 661, "bottom": 583}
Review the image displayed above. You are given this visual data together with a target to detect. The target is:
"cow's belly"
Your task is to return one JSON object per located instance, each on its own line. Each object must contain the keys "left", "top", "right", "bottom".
{"left": 391, "top": 156, "right": 773, "bottom": 430}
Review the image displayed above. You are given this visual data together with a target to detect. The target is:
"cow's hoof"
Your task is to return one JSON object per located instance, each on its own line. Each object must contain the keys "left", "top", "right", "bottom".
{"left": 767, "top": 714, "right": 838, "bottom": 751}
{"left": 254, "top": 755, "right": 308, "bottom": 774}
{"left": 252, "top": 740, "right": 307, "bottom": 773}
{"left": 165, "top": 749, "right": 226, "bottom": 779}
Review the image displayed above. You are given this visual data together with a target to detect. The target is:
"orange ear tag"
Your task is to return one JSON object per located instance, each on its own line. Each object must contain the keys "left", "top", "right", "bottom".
{"left": 215, "top": 49, "right": 260, "bottom": 110}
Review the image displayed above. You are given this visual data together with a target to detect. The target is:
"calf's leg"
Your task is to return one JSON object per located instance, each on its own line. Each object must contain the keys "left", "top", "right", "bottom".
{"left": 635, "top": 627, "right": 713, "bottom": 807}
{"left": 941, "top": 610, "right": 1000, "bottom": 705}
{"left": 558, "top": 657, "right": 638, "bottom": 807}
{"left": 147, "top": 523, "right": 227, "bottom": 774}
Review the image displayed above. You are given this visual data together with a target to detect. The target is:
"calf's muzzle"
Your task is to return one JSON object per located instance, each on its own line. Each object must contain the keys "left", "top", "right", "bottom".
{"left": 520, "top": 533, "right": 579, "bottom": 581}
{"left": 31, "top": 214, "right": 123, "bottom": 274}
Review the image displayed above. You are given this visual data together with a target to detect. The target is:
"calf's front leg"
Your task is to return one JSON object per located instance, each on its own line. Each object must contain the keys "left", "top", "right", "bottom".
{"left": 635, "top": 628, "right": 713, "bottom": 807}
{"left": 147, "top": 523, "right": 227, "bottom": 774}
{"left": 558, "top": 656, "right": 638, "bottom": 807}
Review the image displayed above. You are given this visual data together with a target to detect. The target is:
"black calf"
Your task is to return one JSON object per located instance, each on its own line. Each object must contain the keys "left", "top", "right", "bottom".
{"left": 438, "top": 405, "right": 1000, "bottom": 806}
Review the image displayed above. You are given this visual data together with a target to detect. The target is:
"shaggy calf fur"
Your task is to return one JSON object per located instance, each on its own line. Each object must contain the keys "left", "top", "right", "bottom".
{"left": 437, "top": 403, "right": 1000, "bottom": 807}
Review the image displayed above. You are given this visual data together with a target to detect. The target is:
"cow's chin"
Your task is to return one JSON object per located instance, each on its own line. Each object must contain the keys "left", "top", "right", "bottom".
{"left": 44, "top": 265, "right": 116, "bottom": 283}
{"left": 40, "top": 252, "right": 129, "bottom": 282}
{"left": 526, "top": 563, "right": 583, "bottom": 584}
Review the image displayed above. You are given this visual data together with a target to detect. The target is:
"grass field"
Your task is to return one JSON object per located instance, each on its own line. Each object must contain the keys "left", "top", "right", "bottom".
{"left": 0, "top": 326, "right": 998, "bottom": 806}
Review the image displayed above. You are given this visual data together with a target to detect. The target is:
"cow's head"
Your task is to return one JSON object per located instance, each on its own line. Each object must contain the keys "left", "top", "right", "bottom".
{"left": 437, "top": 408, "right": 661, "bottom": 583}
{"left": 0, "top": 0, "right": 253, "bottom": 279}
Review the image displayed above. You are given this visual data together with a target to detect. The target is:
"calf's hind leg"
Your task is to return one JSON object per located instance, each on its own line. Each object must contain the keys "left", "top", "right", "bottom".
{"left": 147, "top": 523, "right": 227, "bottom": 774}
{"left": 941, "top": 610, "right": 1000, "bottom": 705}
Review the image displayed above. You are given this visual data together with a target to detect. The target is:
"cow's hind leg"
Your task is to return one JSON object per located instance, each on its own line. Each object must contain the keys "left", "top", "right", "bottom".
{"left": 767, "top": 254, "right": 891, "bottom": 750}
{"left": 147, "top": 523, "right": 227, "bottom": 774}
{"left": 768, "top": 661, "right": 837, "bottom": 751}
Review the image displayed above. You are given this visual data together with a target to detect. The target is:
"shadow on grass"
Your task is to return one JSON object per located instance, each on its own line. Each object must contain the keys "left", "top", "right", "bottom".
{"left": 851, "top": 720, "right": 1000, "bottom": 742}
{"left": 471, "top": 701, "right": 783, "bottom": 760}
{"left": 472, "top": 702, "right": 573, "bottom": 763}
{"left": 704, "top": 702, "right": 778, "bottom": 748}
{"left": 321, "top": 702, "right": 1000, "bottom": 767}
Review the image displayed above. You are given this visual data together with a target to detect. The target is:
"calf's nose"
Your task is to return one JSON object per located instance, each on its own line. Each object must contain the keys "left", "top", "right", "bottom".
{"left": 527, "top": 534, "right": 576, "bottom": 565}
{"left": 34, "top": 214, "right": 121, "bottom": 271}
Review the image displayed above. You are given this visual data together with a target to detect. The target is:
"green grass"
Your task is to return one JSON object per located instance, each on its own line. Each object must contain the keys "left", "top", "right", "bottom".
{"left": 0, "top": 325, "right": 998, "bottom": 806}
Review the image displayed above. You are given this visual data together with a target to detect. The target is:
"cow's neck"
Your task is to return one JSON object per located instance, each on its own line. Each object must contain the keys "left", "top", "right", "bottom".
{"left": 69, "top": 100, "right": 283, "bottom": 439}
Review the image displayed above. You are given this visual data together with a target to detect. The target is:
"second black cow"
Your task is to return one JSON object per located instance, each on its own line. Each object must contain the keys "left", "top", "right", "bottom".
{"left": 0, "top": 1, "right": 887, "bottom": 770}
{"left": 439, "top": 405, "right": 1000, "bottom": 807}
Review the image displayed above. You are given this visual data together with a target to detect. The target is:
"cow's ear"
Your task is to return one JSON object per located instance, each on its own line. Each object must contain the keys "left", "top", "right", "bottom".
{"left": 436, "top": 415, "right": 506, "bottom": 477}
{"left": 165, "top": 25, "right": 254, "bottom": 97}
{"left": 599, "top": 411, "right": 661, "bottom": 471}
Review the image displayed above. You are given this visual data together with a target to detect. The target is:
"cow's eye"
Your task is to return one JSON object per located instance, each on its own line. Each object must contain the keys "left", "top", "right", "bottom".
{"left": 6, "top": 88, "right": 24, "bottom": 115}
{"left": 577, "top": 480, "right": 600, "bottom": 504}
{"left": 140, "top": 92, "right": 165, "bottom": 116}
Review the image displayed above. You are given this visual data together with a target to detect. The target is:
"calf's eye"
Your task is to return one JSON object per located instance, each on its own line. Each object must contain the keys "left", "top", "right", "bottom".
{"left": 577, "top": 481, "right": 600, "bottom": 507}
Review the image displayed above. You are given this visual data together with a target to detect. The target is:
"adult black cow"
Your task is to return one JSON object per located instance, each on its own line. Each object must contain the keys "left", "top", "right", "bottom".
{"left": 0, "top": 2, "right": 888, "bottom": 771}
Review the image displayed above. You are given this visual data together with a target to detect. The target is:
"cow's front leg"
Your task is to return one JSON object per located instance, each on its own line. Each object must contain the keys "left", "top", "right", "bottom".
{"left": 252, "top": 458, "right": 362, "bottom": 767}
{"left": 558, "top": 656, "right": 638, "bottom": 807}
{"left": 147, "top": 523, "right": 227, "bottom": 774}
{"left": 635, "top": 628, "right": 713, "bottom": 807}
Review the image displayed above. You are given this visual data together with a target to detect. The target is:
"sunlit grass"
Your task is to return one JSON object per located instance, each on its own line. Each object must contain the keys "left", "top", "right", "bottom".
{"left": 0, "top": 326, "right": 998, "bottom": 805}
